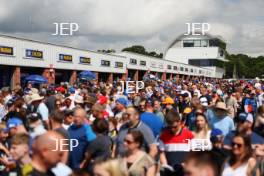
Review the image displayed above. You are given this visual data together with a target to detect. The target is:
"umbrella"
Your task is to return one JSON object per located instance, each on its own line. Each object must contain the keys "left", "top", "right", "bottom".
{"left": 143, "top": 74, "right": 158, "bottom": 81}
{"left": 25, "top": 75, "right": 48, "bottom": 84}
{"left": 79, "top": 71, "right": 96, "bottom": 81}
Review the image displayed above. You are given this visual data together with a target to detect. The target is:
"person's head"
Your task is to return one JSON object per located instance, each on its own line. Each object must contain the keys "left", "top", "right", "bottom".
{"left": 73, "top": 107, "right": 87, "bottom": 126}
{"left": 6, "top": 117, "right": 25, "bottom": 137}
{"left": 237, "top": 113, "right": 254, "bottom": 133}
{"left": 257, "top": 105, "right": 264, "bottom": 117}
{"left": 145, "top": 100, "right": 154, "bottom": 112}
{"left": 166, "top": 110, "right": 182, "bottom": 134}
{"left": 200, "top": 87, "right": 207, "bottom": 96}
{"left": 195, "top": 113, "right": 209, "bottom": 131}
{"left": 108, "top": 118, "right": 117, "bottom": 131}
{"left": 32, "top": 131, "right": 64, "bottom": 170}
{"left": 116, "top": 98, "right": 127, "bottom": 111}
{"left": 27, "top": 113, "right": 43, "bottom": 131}
{"left": 64, "top": 110, "right": 74, "bottom": 125}
{"left": 184, "top": 151, "right": 220, "bottom": 176}
{"left": 93, "top": 119, "right": 109, "bottom": 134}
{"left": 153, "top": 100, "right": 161, "bottom": 112}
{"left": 124, "top": 130, "right": 144, "bottom": 152}
{"left": 93, "top": 159, "right": 128, "bottom": 176}
{"left": 0, "top": 122, "right": 8, "bottom": 142}
{"left": 191, "top": 97, "right": 200, "bottom": 108}
{"left": 194, "top": 104, "right": 204, "bottom": 114}
{"left": 10, "top": 133, "right": 30, "bottom": 162}
{"left": 64, "top": 97, "right": 72, "bottom": 107}
{"left": 29, "top": 94, "right": 44, "bottom": 106}
{"left": 74, "top": 95, "right": 84, "bottom": 108}
{"left": 139, "top": 99, "right": 146, "bottom": 112}
{"left": 126, "top": 106, "right": 140, "bottom": 127}
{"left": 230, "top": 133, "right": 252, "bottom": 165}
{"left": 214, "top": 102, "right": 228, "bottom": 118}
{"left": 210, "top": 129, "right": 224, "bottom": 149}
{"left": 55, "top": 99, "right": 63, "bottom": 110}
{"left": 91, "top": 103, "right": 104, "bottom": 119}
{"left": 183, "top": 84, "right": 188, "bottom": 91}
{"left": 49, "top": 110, "right": 65, "bottom": 129}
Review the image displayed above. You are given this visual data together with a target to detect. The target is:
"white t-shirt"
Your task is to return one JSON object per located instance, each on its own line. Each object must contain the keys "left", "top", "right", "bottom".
{"left": 222, "top": 162, "right": 248, "bottom": 176}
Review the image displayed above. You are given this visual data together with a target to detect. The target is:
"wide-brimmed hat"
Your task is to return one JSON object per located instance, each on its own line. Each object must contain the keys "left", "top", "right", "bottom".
{"left": 214, "top": 102, "right": 228, "bottom": 111}
{"left": 29, "top": 88, "right": 39, "bottom": 95}
{"left": 74, "top": 95, "right": 84, "bottom": 104}
{"left": 84, "top": 96, "right": 97, "bottom": 104}
{"left": 29, "top": 94, "right": 44, "bottom": 104}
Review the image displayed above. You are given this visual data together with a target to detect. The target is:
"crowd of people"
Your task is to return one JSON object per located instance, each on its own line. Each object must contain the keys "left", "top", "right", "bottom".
{"left": 0, "top": 77, "right": 263, "bottom": 176}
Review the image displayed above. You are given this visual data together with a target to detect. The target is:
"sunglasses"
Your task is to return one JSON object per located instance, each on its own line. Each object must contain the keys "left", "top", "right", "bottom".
{"left": 124, "top": 139, "right": 135, "bottom": 145}
{"left": 231, "top": 142, "right": 243, "bottom": 148}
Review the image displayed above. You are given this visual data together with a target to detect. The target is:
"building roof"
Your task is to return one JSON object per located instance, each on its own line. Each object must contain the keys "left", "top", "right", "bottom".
{"left": 0, "top": 33, "right": 125, "bottom": 58}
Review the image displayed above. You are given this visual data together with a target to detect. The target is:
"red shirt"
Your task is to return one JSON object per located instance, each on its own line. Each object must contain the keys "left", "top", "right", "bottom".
{"left": 159, "top": 127, "right": 194, "bottom": 151}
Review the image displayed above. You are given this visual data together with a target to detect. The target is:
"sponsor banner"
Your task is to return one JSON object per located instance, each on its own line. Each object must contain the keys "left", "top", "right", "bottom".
{"left": 59, "top": 54, "right": 72, "bottom": 62}
{"left": 26, "top": 49, "right": 43, "bottom": 59}
{"left": 0, "top": 46, "right": 13, "bottom": 56}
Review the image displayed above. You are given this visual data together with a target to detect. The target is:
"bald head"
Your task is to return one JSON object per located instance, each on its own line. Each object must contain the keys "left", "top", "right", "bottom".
{"left": 32, "top": 131, "right": 64, "bottom": 170}
{"left": 73, "top": 107, "right": 86, "bottom": 126}
{"left": 33, "top": 131, "right": 63, "bottom": 152}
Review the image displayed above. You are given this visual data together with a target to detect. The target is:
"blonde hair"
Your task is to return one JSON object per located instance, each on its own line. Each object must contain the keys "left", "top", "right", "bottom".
{"left": 95, "top": 159, "right": 128, "bottom": 176}
{"left": 0, "top": 122, "right": 6, "bottom": 131}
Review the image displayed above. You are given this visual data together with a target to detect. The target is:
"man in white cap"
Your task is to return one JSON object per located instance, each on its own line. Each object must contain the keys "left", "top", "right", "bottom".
{"left": 224, "top": 113, "right": 264, "bottom": 149}
{"left": 29, "top": 94, "right": 49, "bottom": 127}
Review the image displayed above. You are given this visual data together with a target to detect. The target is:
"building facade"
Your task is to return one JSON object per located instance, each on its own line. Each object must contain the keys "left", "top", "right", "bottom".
{"left": 164, "top": 33, "right": 227, "bottom": 78}
{"left": 0, "top": 34, "right": 222, "bottom": 88}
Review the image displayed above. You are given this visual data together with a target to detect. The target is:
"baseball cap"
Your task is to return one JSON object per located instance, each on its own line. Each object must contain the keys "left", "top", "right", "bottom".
{"left": 210, "top": 128, "right": 223, "bottom": 143}
{"left": 98, "top": 95, "right": 108, "bottom": 105}
{"left": 238, "top": 113, "right": 254, "bottom": 123}
{"left": 5, "top": 118, "right": 23, "bottom": 132}
{"left": 27, "top": 113, "right": 41, "bottom": 122}
{"left": 181, "top": 93, "right": 189, "bottom": 98}
{"left": 116, "top": 97, "right": 127, "bottom": 107}
{"left": 69, "top": 87, "right": 75, "bottom": 94}
{"left": 162, "top": 97, "right": 174, "bottom": 105}
{"left": 200, "top": 97, "right": 208, "bottom": 107}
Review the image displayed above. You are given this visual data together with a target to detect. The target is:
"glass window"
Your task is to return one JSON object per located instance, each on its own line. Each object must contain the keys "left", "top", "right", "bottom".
{"left": 130, "top": 58, "right": 137, "bottom": 65}
{"left": 194, "top": 40, "right": 201, "bottom": 47}
{"left": 80, "top": 57, "right": 91, "bottom": 64}
{"left": 201, "top": 40, "right": 208, "bottom": 47}
{"left": 173, "top": 66, "right": 177, "bottom": 70}
{"left": 115, "top": 62, "right": 123, "bottom": 68}
{"left": 183, "top": 40, "right": 194, "bottom": 47}
{"left": 180, "top": 67, "right": 184, "bottom": 71}
{"left": 185, "top": 68, "right": 188, "bottom": 72}
{"left": 167, "top": 65, "right": 172, "bottom": 69}
{"left": 101, "top": 60, "right": 110, "bottom": 67}
{"left": 140, "top": 60, "right": 146, "bottom": 66}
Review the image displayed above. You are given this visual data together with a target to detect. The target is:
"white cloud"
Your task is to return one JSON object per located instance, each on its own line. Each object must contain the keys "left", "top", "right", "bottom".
{"left": 0, "top": 0, "right": 263, "bottom": 56}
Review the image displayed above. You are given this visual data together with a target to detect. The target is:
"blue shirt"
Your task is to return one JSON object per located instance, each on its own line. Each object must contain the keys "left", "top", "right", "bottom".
{"left": 140, "top": 112, "right": 163, "bottom": 137}
{"left": 209, "top": 115, "right": 235, "bottom": 136}
{"left": 68, "top": 124, "right": 96, "bottom": 169}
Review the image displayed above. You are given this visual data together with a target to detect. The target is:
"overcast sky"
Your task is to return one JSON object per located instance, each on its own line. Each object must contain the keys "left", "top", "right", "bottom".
{"left": 0, "top": 0, "right": 263, "bottom": 56}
